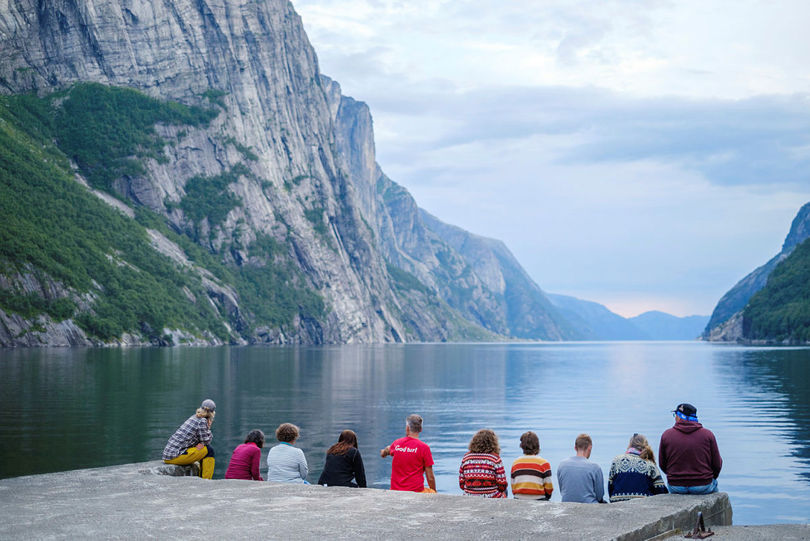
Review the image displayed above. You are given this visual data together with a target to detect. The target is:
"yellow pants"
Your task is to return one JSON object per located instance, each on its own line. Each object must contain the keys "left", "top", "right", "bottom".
{"left": 164, "top": 446, "right": 215, "bottom": 479}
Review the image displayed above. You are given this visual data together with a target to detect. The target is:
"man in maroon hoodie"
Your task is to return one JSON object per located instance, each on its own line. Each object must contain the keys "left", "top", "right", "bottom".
{"left": 659, "top": 403, "right": 722, "bottom": 494}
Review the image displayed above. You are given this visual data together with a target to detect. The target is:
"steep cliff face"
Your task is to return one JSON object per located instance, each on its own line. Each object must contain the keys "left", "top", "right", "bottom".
{"left": 0, "top": 0, "right": 568, "bottom": 345}
{"left": 704, "top": 202, "right": 810, "bottom": 340}
{"left": 324, "top": 75, "right": 571, "bottom": 340}
{"left": 0, "top": 0, "right": 415, "bottom": 344}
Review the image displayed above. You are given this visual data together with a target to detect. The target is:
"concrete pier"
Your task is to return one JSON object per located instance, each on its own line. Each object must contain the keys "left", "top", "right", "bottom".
{"left": 0, "top": 462, "right": 733, "bottom": 540}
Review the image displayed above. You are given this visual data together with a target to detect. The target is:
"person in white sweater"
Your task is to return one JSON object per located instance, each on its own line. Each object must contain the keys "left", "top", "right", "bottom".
{"left": 266, "top": 423, "right": 309, "bottom": 484}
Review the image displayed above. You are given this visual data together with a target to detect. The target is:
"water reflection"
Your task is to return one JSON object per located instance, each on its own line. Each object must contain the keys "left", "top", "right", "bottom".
{"left": 1, "top": 343, "right": 809, "bottom": 524}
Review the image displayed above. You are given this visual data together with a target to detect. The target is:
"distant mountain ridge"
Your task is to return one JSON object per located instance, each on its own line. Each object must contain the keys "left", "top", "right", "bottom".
{"left": 547, "top": 294, "right": 708, "bottom": 340}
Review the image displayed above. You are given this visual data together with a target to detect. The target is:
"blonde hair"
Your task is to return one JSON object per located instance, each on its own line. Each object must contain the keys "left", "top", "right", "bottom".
{"left": 629, "top": 433, "right": 655, "bottom": 463}
{"left": 195, "top": 408, "right": 215, "bottom": 421}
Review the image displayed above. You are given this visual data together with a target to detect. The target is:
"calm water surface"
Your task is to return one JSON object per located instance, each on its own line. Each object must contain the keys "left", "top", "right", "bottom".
{"left": 1, "top": 342, "right": 809, "bottom": 525}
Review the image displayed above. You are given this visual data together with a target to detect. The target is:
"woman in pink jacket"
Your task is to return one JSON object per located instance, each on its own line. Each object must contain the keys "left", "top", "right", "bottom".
{"left": 225, "top": 430, "right": 265, "bottom": 481}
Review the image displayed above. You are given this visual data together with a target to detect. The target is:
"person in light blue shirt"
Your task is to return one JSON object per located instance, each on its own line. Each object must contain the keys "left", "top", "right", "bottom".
{"left": 557, "top": 433, "right": 606, "bottom": 503}
{"left": 267, "top": 423, "right": 309, "bottom": 484}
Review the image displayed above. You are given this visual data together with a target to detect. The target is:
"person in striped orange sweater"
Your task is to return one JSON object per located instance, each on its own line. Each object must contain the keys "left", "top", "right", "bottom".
{"left": 510, "top": 431, "right": 553, "bottom": 500}
{"left": 458, "top": 429, "right": 508, "bottom": 498}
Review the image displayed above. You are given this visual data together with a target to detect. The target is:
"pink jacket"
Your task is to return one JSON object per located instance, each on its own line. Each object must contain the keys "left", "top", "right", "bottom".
{"left": 225, "top": 442, "right": 263, "bottom": 481}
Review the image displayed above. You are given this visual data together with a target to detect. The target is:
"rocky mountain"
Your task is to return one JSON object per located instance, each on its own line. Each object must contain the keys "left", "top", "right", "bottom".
{"left": 0, "top": 0, "right": 571, "bottom": 346}
{"left": 704, "top": 202, "right": 810, "bottom": 341}
{"left": 419, "top": 212, "right": 578, "bottom": 339}
{"left": 742, "top": 237, "right": 810, "bottom": 343}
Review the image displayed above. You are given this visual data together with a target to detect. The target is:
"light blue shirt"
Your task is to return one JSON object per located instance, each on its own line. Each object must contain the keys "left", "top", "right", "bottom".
{"left": 558, "top": 455, "right": 605, "bottom": 503}
{"left": 267, "top": 443, "right": 308, "bottom": 483}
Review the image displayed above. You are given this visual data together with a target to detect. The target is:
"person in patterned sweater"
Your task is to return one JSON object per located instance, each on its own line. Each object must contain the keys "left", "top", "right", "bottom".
{"left": 458, "top": 429, "right": 508, "bottom": 498}
{"left": 510, "top": 431, "right": 553, "bottom": 500}
{"left": 608, "top": 433, "right": 668, "bottom": 502}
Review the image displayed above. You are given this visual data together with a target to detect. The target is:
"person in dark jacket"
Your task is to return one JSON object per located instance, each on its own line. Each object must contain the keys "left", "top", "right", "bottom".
{"left": 318, "top": 430, "right": 367, "bottom": 488}
{"left": 659, "top": 403, "right": 723, "bottom": 494}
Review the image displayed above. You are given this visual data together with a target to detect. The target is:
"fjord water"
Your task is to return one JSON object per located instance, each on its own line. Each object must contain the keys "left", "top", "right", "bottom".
{"left": 1, "top": 343, "right": 808, "bottom": 524}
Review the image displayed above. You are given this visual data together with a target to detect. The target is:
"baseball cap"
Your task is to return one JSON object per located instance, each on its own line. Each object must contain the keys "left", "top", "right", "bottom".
{"left": 674, "top": 403, "right": 697, "bottom": 416}
{"left": 201, "top": 399, "right": 216, "bottom": 412}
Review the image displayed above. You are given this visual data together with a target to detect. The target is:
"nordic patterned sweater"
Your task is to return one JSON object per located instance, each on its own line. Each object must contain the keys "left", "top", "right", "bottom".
{"left": 608, "top": 448, "right": 668, "bottom": 502}
{"left": 459, "top": 452, "right": 508, "bottom": 498}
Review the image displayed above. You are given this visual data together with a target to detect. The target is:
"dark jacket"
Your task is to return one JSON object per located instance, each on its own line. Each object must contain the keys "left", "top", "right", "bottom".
{"left": 317, "top": 447, "right": 366, "bottom": 488}
{"left": 659, "top": 420, "right": 722, "bottom": 487}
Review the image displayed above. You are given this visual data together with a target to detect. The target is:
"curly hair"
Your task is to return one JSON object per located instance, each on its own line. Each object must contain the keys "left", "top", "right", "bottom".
{"left": 469, "top": 429, "right": 500, "bottom": 455}
{"left": 275, "top": 423, "right": 299, "bottom": 443}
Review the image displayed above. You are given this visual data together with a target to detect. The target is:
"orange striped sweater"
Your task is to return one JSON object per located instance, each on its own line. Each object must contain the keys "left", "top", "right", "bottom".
{"left": 510, "top": 455, "right": 553, "bottom": 500}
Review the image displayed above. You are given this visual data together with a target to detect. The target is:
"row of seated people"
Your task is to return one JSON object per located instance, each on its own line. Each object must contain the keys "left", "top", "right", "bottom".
{"left": 163, "top": 403, "right": 722, "bottom": 502}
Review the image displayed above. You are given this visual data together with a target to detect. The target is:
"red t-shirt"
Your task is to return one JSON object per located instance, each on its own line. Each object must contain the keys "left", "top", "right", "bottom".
{"left": 388, "top": 436, "right": 434, "bottom": 491}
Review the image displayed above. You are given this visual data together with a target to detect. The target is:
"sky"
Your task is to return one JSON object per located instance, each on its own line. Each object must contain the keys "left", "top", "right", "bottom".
{"left": 293, "top": 0, "right": 810, "bottom": 317}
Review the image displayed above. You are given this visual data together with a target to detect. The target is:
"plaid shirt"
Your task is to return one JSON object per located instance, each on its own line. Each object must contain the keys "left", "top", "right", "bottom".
{"left": 162, "top": 415, "right": 213, "bottom": 460}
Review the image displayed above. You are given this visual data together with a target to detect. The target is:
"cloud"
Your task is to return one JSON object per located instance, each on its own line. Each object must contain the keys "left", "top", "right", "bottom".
{"left": 364, "top": 83, "right": 810, "bottom": 189}
{"left": 293, "top": 0, "right": 810, "bottom": 316}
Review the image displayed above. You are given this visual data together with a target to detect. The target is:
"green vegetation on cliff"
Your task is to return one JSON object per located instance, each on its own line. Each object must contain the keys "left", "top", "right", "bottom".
{"left": 0, "top": 83, "right": 325, "bottom": 342}
{"left": 0, "top": 89, "right": 228, "bottom": 341}
{"left": 744, "top": 238, "right": 810, "bottom": 343}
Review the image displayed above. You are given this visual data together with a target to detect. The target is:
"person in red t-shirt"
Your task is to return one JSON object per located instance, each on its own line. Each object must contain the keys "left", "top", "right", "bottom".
{"left": 380, "top": 413, "right": 436, "bottom": 492}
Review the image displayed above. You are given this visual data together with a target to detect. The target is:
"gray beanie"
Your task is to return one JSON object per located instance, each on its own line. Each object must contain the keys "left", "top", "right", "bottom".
{"left": 201, "top": 399, "right": 216, "bottom": 412}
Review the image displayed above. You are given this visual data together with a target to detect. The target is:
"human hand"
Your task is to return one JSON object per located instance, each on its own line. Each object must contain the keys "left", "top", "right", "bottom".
{"left": 196, "top": 443, "right": 205, "bottom": 450}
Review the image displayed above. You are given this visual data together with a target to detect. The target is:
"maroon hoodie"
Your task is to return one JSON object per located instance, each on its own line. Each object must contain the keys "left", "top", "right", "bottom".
{"left": 658, "top": 420, "right": 722, "bottom": 487}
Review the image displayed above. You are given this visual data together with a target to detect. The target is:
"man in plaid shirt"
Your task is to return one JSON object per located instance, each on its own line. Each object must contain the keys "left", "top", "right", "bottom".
{"left": 163, "top": 399, "right": 217, "bottom": 479}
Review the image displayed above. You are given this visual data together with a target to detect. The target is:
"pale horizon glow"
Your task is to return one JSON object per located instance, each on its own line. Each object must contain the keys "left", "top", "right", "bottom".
{"left": 294, "top": 0, "right": 810, "bottom": 318}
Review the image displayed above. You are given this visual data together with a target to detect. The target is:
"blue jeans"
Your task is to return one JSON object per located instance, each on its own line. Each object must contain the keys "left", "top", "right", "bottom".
{"left": 668, "top": 479, "right": 718, "bottom": 494}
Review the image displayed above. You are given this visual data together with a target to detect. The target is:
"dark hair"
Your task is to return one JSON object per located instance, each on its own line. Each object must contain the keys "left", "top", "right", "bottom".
{"left": 327, "top": 430, "right": 358, "bottom": 456}
{"left": 519, "top": 431, "right": 540, "bottom": 455}
{"left": 245, "top": 429, "right": 265, "bottom": 448}
{"left": 469, "top": 429, "right": 500, "bottom": 455}
{"left": 276, "top": 423, "right": 299, "bottom": 443}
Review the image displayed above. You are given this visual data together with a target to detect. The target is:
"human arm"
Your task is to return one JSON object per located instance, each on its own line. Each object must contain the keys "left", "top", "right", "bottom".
{"left": 297, "top": 448, "right": 309, "bottom": 481}
{"left": 650, "top": 465, "right": 667, "bottom": 495}
{"left": 424, "top": 465, "right": 436, "bottom": 491}
{"left": 607, "top": 460, "right": 616, "bottom": 498}
{"left": 196, "top": 417, "right": 213, "bottom": 447}
{"left": 658, "top": 437, "right": 668, "bottom": 474}
{"left": 709, "top": 433, "right": 723, "bottom": 479}
{"left": 458, "top": 458, "right": 466, "bottom": 491}
{"left": 353, "top": 450, "right": 367, "bottom": 488}
{"left": 543, "top": 467, "right": 553, "bottom": 500}
{"left": 495, "top": 458, "right": 508, "bottom": 496}
{"left": 251, "top": 446, "right": 263, "bottom": 481}
{"left": 594, "top": 466, "right": 606, "bottom": 503}
{"left": 380, "top": 445, "right": 391, "bottom": 458}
